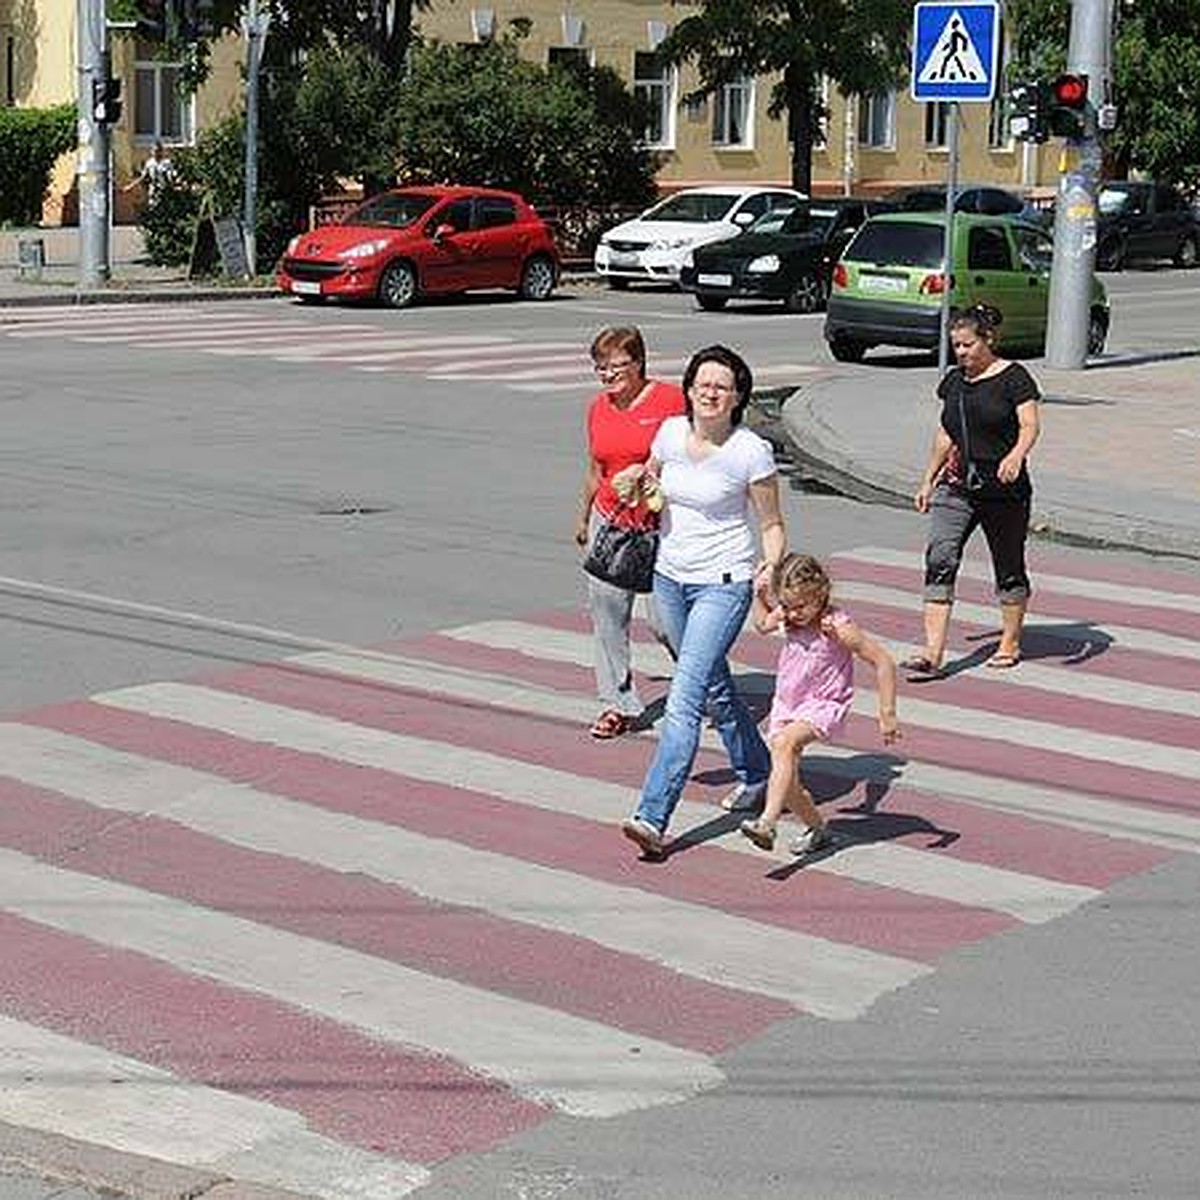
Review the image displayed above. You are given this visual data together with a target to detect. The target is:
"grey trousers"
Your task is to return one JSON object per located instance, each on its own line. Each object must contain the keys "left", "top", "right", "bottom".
{"left": 586, "top": 512, "right": 672, "bottom": 716}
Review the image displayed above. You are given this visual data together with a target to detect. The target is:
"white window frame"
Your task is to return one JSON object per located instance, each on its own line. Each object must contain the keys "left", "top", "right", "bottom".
{"left": 547, "top": 45, "right": 594, "bottom": 72}
{"left": 924, "top": 101, "right": 950, "bottom": 148}
{"left": 633, "top": 50, "right": 676, "bottom": 149}
{"left": 133, "top": 41, "right": 194, "bottom": 144}
{"left": 713, "top": 73, "right": 754, "bottom": 148}
{"left": 857, "top": 91, "right": 895, "bottom": 149}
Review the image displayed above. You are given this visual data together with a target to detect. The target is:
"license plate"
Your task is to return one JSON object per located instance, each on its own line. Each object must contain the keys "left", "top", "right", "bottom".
{"left": 292, "top": 280, "right": 322, "bottom": 295}
{"left": 860, "top": 274, "right": 907, "bottom": 293}
{"left": 698, "top": 273, "right": 733, "bottom": 287}
{"left": 610, "top": 253, "right": 637, "bottom": 267}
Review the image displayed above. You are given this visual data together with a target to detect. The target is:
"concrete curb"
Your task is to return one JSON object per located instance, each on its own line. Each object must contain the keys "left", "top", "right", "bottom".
{"left": 0, "top": 1120, "right": 317, "bottom": 1200}
{"left": 778, "top": 389, "right": 1200, "bottom": 562}
{"left": 0, "top": 285, "right": 282, "bottom": 308}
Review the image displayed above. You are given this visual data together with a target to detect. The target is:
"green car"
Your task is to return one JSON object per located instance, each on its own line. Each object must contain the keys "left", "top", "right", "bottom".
{"left": 823, "top": 211, "right": 1109, "bottom": 362}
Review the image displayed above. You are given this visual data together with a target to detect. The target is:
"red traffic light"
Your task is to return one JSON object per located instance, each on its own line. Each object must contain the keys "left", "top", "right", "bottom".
{"left": 1051, "top": 73, "right": 1088, "bottom": 108}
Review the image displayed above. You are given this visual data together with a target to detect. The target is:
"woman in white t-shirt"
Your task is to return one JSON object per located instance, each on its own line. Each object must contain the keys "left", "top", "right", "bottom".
{"left": 618, "top": 344, "right": 787, "bottom": 858}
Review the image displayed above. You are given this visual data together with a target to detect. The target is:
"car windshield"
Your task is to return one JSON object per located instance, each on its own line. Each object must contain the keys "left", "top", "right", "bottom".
{"left": 645, "top": 192, "right": 740, "bottom": 222}
{"left": 347, "top": 193, "right": 439, "bottom": 228}
{"left": 845, "top": 221, "right": 944, "bottom": 268}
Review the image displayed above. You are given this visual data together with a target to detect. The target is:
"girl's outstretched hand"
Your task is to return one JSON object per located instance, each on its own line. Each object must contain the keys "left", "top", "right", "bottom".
{"left": 879, "top": 712, "right": 900, "bottom": 744}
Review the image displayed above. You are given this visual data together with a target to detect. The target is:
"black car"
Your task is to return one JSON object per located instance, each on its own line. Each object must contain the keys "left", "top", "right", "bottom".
{"left": 884, "top": 183, "right": 1050, "bottom": 228}
{"left": 679, "top": 199, "right": 891, "bottom": 313}
{"left": 1095, "top": 181, "right": 1200, "bottom": 270}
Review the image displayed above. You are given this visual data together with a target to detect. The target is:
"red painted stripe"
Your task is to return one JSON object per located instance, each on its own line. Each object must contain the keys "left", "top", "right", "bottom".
{"left": 29, "top": 701, "right": 1015, "bottom": 963}
{"left": 730, "top": 624, "right": 1200, "bottom": 751}
{"left": 280, "top": 624, "right": 1185, "bottom": 881}
{"left": 808, "top": 593, "right": 1200, "bottom": 694}
{"left": 0, "top": 768, "right": 787, "bottom": 1056}
{"left": 1024, "top": 546, "right": 1200, "bottom": 599}
{"left": 829, "top": 555, "right": 1200, "bottom": 642}
{"left": 0, "top": 907, "right": 545, "bottom": 1163}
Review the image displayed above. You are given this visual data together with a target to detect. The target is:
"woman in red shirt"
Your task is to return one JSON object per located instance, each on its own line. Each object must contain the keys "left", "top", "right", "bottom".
{"left": 575, "top": 327, "right": 685, "bottom": 738}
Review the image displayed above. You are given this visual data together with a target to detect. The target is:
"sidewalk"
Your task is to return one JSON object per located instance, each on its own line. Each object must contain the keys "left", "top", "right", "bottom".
{"left": 0, "top": 225, "right": 276, "bottom": 304}
{"left": 780, "top": 350, "right": 1200, "bottom": 561}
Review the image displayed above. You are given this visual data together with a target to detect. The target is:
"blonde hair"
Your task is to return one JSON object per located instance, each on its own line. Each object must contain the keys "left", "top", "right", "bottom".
{"left": 772, "top": 553, "right": 832, "bottom": 619}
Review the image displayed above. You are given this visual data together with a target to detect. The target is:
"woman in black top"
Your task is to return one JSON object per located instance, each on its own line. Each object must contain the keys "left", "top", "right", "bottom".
{"left": 906, "top": 305, "right": 1041, "bottom": 678}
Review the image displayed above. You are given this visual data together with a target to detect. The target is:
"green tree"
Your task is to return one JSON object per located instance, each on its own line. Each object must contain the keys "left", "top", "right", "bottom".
{"left": 394, "top": 36, "right": 659, "bottom": 212}
{"left": 656, "top": 0, "right": 912, "bottom": 194}
{"left": 1005, "top": 0, "right": 1200, "bottom": 190}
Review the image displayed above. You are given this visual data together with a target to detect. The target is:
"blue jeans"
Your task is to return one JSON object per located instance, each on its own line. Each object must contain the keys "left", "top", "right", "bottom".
{"left": 635, "top": 574, "right": 770, "bottom": 833}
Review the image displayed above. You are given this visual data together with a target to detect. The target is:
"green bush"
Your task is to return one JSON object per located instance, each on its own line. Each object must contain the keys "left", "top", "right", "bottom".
{"left": 0, "top": 104, "right": 76, "bottom": 226}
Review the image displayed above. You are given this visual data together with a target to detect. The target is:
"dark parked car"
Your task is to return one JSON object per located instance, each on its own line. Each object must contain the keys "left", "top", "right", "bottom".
{"left": 277, "top": 185, "right": 560, "bottom": 308}
{"left": 885, "top": 183, "right": 1050, "bottom": 227}
{"left": 679, "top": 198, "right": 892, "bottom": 313}
{"left": 1095, "top": 181, "right": 1199, "bottom": 270}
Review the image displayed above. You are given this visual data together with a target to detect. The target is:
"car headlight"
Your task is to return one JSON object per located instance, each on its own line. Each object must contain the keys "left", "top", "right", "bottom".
{"left": 681, "top": 249, "right": 694, "bottom": 268}
{"left": 650, "top": 237, "right": 692, "bottom": 251}
{"left": 341, "top": 238, "right": 390, "bottom": 260}
{"left": 286, "top": 235, "right": 301, "bottom": 255}
{"left": 747, "top": 254, "right": 781, "bottom": 273}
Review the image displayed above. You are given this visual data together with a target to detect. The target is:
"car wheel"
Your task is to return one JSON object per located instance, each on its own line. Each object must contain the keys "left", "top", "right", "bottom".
{"left": 828, "top": 336, "right": 867, "bottom": 363}
{"left": 294, "top": 294, "right": 324, "bottom": 306}
{"left": 696, "top": 295, "right": 728, "bottom": 312}
{"left": 1173, "top": 234, "right": 1198, "bottom": 268}
{"left": 784, "top": 272, "right": 826, "bottom": 314}
{"left": 378, "top": 261, "right": 418, "bottom": 309}
{"left": 607, "top": 278, "right": 630, "bottom": 291}
{"left": 1087, "top": 306, "right": 1109, "bottom": 356}
{"left": 1096, "top": 238, "right": 1125, "bottom": 272}
{"left": 519, "top": 255, "right": 556, "bottom": 300}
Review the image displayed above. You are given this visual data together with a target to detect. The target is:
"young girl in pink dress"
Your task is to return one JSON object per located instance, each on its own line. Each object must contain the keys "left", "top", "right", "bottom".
{"left": 740, "top": 554, "right": 900, "bottom": 856}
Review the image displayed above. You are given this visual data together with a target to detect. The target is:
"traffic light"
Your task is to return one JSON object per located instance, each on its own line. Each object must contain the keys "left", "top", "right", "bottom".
{"left": 1008, "top": 80, "right": 1048, "bottom": 143}
{"left": 1047, "top": 73, "right": 1089, "bottom": 138}
{"left": 91, "top": 76, "right": 122, "bottom": 125}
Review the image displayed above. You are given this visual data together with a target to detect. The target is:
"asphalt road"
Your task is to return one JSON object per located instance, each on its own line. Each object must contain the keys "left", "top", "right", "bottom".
{"left": 0, "top": 274, "right": 1198, "bottom": 1200}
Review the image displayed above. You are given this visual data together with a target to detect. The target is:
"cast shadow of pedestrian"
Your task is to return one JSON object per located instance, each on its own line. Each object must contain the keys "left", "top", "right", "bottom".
{"left": 958, "top": 619, "right": 1115, "bottom": 667}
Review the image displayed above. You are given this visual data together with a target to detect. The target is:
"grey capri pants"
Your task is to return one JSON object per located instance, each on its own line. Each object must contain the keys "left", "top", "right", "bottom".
{"left": 923, "top": 482, "right": 1032, "bottom": 604}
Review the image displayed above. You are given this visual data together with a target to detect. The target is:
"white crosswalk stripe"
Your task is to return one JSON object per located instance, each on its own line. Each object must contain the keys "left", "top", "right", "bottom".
{"left": 0, "top": 542, "right": 1196, "bottom": 1195}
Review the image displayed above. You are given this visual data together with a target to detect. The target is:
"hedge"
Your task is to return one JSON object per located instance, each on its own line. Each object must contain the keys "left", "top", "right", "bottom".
{"left": 0, "top": 104, "right": 76, "bottom": 226}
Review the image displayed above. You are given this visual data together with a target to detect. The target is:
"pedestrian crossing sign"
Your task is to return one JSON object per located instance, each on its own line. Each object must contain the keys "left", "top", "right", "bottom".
{"left": 911, "top": 1, "right": 999, "bottom": 102}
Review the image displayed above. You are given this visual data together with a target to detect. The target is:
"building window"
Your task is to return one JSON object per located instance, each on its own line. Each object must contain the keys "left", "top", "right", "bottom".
{"left": 547, "top": 46, "right": 590, "bottom": 74}
{"left": 634, "top": 51, "right": 674, "bottom": 148}
{"left": 857, "top": 91, "right": 895, "bottom": 148}
{"left": 133, "top": 41, "right": 193, "bottom": 142}
{"left": 713, "top": 74, "right": 753, "bottom": 147}
{"left": 924, "top": 101, "right": 950, "bottom": 148}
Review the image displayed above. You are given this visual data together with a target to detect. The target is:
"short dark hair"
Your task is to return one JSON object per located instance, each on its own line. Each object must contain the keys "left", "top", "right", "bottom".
{"left": 949, "top": 303, "right": 1003, "bottom": 342}
{"left": 681, "top": 344, "right": 753, "bottom": 426}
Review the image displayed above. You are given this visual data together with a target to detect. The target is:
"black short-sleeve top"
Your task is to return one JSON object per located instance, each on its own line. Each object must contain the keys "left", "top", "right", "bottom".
{"left": 938, "top": 362, "right": 1040, "bottom": 462}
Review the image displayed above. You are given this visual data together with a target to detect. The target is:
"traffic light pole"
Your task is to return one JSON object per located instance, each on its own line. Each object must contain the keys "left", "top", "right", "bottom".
{"left": 76, "top": 0, "right": 111, "bottom": 287}
{"left": 1045, "top": 0, "right": 1113, "bottom": 368}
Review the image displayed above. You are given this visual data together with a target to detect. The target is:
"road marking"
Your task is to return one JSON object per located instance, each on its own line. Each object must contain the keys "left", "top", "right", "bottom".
{"left": 0, "top": 1014, "right": 430, "bottom": 1199}
{"left": 0, "top": 843, "right": 722, "bottom": 1117}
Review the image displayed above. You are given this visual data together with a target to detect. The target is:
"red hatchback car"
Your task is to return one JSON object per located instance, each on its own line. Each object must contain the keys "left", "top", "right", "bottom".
{"left": 277, "top": 185, "right": 560, "bottom": 308}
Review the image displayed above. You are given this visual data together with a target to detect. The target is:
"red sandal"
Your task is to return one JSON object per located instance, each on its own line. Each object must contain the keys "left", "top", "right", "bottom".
{"left": 589, "top": 709, "right": 630, "bottom": 739}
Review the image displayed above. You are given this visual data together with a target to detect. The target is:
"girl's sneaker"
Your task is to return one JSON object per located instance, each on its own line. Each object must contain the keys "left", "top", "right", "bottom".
{"left": 789, "top": 823, "right": 832, "bottom": 857}
{"left": 739, "top": 818, "right": 777, "bottom": 852}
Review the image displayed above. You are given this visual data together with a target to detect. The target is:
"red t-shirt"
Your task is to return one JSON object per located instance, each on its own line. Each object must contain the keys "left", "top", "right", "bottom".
{"left": 587, "top": 380, "right": 686, "bottom": 529}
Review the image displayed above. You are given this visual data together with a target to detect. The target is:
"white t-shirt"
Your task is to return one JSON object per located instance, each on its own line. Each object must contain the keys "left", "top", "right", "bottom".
{"left": 652, "top": 415, "right": 777, "bottom": 584}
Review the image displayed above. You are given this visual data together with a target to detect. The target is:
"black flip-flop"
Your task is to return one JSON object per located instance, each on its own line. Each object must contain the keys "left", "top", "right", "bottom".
{"left": 901, "top": 655, "right": 946, "bottom": 683}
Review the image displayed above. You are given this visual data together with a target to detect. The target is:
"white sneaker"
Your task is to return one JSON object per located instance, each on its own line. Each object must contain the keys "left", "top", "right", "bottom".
{"left": 789, "top": 823, "right": 832, "bottom": 857}
{"left": 721, "top": 780, "right": 767, "bottom": 812}
{"left": 621, "top": 816, "right": 664, "bottom": 857}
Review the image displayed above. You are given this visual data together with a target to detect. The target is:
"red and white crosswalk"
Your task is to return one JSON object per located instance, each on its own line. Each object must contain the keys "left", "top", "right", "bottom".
{"left": 0, "top": 302, "right": 819, "bottom": 394}
{"left": 1, "top": 544, "right": 1198, "bottom": 1196}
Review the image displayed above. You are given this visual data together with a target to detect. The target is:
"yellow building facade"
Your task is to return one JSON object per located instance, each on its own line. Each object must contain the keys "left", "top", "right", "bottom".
{"left": 2, "top": 0, "right": 1057, "bottom": 224}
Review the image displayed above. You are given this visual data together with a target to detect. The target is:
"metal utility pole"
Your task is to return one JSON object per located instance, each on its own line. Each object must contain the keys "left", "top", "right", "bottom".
{"left": 938, "top": 104, "right": 960, "bottom": 376}
{"left": 242, "top": 0, "right": 270, "bottom": 276}
{"left": 77, "top": 0, "right": 110, "bottom": 287}
{"left": 1045, "top": 0, "right": 1113, "bottom": 367}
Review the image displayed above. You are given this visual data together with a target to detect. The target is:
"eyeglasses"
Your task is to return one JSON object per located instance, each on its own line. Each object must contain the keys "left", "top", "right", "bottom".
{"left": 594, "top": 359, "right": 637, "bottom": 377}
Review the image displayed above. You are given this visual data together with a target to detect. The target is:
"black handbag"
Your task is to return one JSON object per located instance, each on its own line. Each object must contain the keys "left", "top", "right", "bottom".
{"left": 583, "top": 520, "right": 659, "bottom": 593}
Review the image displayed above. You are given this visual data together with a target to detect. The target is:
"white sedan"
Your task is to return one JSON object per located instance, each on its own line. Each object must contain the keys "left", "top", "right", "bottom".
{"left": 594, "top": 185, "right": 807, "bottom": 288}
